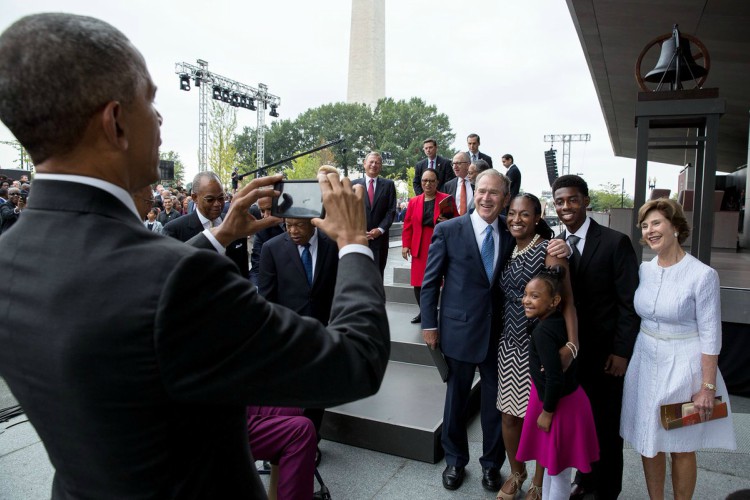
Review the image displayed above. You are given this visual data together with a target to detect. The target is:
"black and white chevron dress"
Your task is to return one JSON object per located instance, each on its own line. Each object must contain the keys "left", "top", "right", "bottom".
{"left": 497, "top": 240, "right": 548, "bottom": 418}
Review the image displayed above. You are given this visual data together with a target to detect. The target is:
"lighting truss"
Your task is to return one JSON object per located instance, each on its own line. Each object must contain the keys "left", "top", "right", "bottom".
{"left": 175, "top": 60, "right": 281, "bottom": 173}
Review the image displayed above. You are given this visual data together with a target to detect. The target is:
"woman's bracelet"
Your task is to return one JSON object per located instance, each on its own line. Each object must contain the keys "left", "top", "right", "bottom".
{"left": 565, "top": 341, "right": 578, "bottom": 359}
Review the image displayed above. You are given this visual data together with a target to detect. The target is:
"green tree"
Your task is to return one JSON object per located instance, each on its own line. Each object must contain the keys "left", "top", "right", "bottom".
{"left": 234, "top": 98, "right": 455, "bottom": 182}
{"left": 588, "top": 182, "right": 634, "bottom": 211}
{"left": 404, "top": 167, "right": 416, "bottom": 199}
{"left": 372, "top": 97, "right": 456, "bottom": 180}
{"left": 208, "top": 101, "right": 238, "bottom": 188}
{"left": 159, "top": 150, "right": 186, "bottom": 186}
{"left": 284, "top": 153, "right": 326, "bottom": 180}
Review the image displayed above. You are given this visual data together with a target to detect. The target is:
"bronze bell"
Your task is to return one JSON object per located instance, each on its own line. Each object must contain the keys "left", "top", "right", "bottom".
{"left": 645, "top": 25, "right": 707, "bottom": 88}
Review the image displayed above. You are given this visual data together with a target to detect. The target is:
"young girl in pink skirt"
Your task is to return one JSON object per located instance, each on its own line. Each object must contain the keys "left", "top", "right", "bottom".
{"left": 516, "top": 268, "right": 599, "bottom": 500}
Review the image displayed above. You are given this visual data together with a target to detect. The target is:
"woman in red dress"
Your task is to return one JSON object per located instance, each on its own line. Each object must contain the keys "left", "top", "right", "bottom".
{"left": 401, "top": 168, "right": 457, "bottom": 323}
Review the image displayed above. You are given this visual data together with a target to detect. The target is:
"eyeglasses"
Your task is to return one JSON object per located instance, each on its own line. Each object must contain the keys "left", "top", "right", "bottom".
{"left": 421, "top": 179, "right": 437, "bottom": 184}
{"left": 451, "top": 161, "right": 468, "bottom": 166}
{"left": 8, "top": 192, "right": 20, "bottom": 196}
{"left": 202, "top": 194, "right": 226, "bottom": 205}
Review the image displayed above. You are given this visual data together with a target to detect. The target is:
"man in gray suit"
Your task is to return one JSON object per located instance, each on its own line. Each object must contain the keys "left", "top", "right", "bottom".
{"left": 0, "top": 13, "right": 389, "bottom": 500}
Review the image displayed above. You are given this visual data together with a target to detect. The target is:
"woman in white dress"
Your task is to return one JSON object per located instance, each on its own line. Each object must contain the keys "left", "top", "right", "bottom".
{"left": 621, "top": 198, "right": 736, "bottom": 500}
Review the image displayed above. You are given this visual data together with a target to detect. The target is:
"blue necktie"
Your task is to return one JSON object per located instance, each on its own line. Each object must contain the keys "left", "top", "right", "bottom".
{"left": 301, "top": 244, "right": 313, "bottom": 286}
{"left": 481, "top": 225, "right": 494, "bottom": 280}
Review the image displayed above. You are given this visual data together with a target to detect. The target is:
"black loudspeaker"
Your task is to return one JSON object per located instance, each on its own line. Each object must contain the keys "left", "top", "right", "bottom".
{"left": 544, "top": 149, "right": 558, "bottom": 187}
{"left": 159, "top": 160, "right": 175, "bottom": 180}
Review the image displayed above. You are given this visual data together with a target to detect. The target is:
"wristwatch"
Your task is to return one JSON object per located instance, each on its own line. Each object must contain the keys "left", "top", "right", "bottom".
{"left": 702, "top": 382, "right": 716, "bottom": 391}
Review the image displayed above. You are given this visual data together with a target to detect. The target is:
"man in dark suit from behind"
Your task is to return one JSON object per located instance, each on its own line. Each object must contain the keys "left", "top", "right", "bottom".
{"left": 163, "top": 172, "right": 250, "bottom": 278}
{"left": 352, "top": 151, "right": 397, "bottom": 277}
{"left": 442, "top": 152, "right": 474, "bottom": 216}
{"left": 550, "top": 174, "right": 640, "bottom": 500}
{"left": 249, "top": 194, "right": 284, "bottom": 287}
{"left": 467, "top": 133, "right": 493, "bottom": 169}
{"left": 421, "top": 169, "right": 514, "bottom": 493}
{"left": 413, "top": 138, "right": 455, "bottom": 195}
{"left": 0, "top": 13, "right": 390, "bottom": 499}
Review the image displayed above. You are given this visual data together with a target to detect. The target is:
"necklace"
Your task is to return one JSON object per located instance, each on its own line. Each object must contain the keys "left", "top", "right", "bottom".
{"left": 511, "top": 233, "right": 540, "bottom": 260}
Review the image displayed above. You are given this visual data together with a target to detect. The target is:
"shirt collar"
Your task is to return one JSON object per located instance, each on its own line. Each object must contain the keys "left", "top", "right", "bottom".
{"left": 569, "top": 216, "right": 591, "bottom": 239}
{"left": 470, "top": 210, "right": 497, "bottom": 235}
{"left": 33, "top": 173, "right": 139, "bottom": 219}
{"left": 195, "top": 209, "right": 221, "bottom": 228}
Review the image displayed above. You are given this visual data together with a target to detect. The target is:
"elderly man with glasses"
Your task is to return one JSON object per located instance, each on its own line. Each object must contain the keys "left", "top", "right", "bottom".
{"left": 163, "top": 172, "right": 250, "bottom": 278}
{"left": 0, "top": 187, "right": 25, "bottom": 233}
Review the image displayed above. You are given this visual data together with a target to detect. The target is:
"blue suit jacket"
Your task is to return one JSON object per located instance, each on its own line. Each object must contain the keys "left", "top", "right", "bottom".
{"left": 420, "top": 214, "right": 514, "bottom": 363}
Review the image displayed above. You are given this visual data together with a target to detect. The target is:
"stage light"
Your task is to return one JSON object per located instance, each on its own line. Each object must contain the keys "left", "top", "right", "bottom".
{"left": 231, "top": 93, "right": 241, "bottom": 107}
{"left": 194, "top": 71, "right": 202, "bottom": 87}
{"left": 247, "top": 98, "right": 257, "bottom": 111}
{"left": 179, "top": 74, "right": 191, "bottom": 91}
{"left": 212, "top": 86, "right": 222, "bottom": 100}
{"left": 269, "top": 105, "right": 279, "bottom": 118}
{"left": 221, "top": 89, "right": 231, "bottom": 103}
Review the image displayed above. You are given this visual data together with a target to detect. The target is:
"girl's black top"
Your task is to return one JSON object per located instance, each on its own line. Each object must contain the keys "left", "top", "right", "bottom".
{"left": 529, "top": 310, "right": 579, "bottom": 413}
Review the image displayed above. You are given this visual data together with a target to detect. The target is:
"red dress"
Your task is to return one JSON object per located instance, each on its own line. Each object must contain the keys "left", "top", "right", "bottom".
{"left": 401, "top": 192, "right": 456, "bottom": 287}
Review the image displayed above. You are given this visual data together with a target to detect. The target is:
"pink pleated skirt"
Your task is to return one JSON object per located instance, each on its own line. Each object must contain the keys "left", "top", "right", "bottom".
{"left": 516, "top": 381, "right": 599, "bottom": 475}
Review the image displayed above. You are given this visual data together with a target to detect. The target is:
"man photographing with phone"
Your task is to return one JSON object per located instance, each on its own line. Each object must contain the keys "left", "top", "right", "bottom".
{"left": 0, "top": 12, "right": 390, "bottom": 499}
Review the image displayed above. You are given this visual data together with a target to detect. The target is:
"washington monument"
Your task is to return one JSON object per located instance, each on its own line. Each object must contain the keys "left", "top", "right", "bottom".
{"left": 347, "top": 0, "right": 385, "bottom": 107}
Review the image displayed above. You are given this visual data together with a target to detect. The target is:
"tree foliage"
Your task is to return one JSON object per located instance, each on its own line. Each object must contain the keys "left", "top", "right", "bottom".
{"left": 159, "top": 150, "right": 186, "bottom": 186}
{"left": 588, "top": 182, "right": 634, "bottom": 211}
{"left": 284, "top": 154, "right": 325, "bottom": 180}
{"left": 208, "top": 101, "right": 238, "bottom": 188}
{"left": 234, "top": 97, "right": 455, "bottom": 182}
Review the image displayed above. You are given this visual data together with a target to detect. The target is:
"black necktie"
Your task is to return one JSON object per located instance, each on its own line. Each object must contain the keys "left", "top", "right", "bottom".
{"left": 567, "top": 234, "right": 581, "bottom": 272}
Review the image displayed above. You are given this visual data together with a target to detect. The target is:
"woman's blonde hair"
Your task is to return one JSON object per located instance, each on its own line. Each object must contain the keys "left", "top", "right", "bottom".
{"left": 637, "top": 198, "right": 690, "bottom": 245}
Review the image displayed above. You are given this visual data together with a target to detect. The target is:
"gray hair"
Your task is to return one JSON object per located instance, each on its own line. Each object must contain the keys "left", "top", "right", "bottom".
{"left": 475, "top": 169, "right": 510, "bottom": 196}
{"left": 0, "top": 13, "right": 146, "bottom": 163}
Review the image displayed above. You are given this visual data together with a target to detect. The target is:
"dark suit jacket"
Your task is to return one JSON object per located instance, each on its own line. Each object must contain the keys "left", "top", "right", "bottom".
{"left": 0, "top": 179, "right": 389, "bottom": 499}
{"left": 413, "top": 155, "right": 455, "bottom": 195}
{"left": 352, "top": 176, "right": 397, "bottom": 273}
{"left": 157, "top": 208, "right": 181, "bottom": 225}
{"left": 506, "top": 164, "right": 521, "bottom": 199}
{"left": 163, "top": 210, "right": 250, "bottom": 278}
{"left": 258, "top": 231, "right": 338, "bottom": 325}
{"left": 420, "top": 214, "right": 514, "bottom": 363}
{"left": 442, "top": 177, "right": 475, "bottom": 214}
{"left": 559, "top": 219, "right": 640, "bottom": 371}
{"left": 467, "top": 151, "right": 493, "bottom": 169}
{"left": 249, "top": 223, "right": 285, "bottom": 287}
{"left": 0, "top": 201, "right": 20, "bottom": 233}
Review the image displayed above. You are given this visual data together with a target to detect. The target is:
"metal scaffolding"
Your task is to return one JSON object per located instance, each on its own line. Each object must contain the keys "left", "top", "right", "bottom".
{"left": 543, "top": 134, "right": 590, "bottom": 176}
{"left": 175, "top": 60, "right": 281, "bottom": 172}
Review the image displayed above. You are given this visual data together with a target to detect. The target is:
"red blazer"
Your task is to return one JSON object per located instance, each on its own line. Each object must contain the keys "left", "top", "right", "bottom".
{"left": 402, "top": 191, "right": 456, "bottom": 260}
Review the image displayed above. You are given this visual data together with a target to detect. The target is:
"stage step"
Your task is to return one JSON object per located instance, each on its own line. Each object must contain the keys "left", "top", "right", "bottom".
{"left": 320, "top": 301, "right": 481, "bottom": 463}
{"left": 321, "top": 360, "right": 479, "bottom": 463}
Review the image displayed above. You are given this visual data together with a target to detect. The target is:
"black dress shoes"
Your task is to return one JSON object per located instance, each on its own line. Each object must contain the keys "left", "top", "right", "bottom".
{"left": 410, "top": 314, "right": 421, "bottom": 324}
{"left": 442, "top": 465, "right": 465, "bottom": 490}
{"left": 481, "top": 466, "right": 502, "bottom": 492}
{"left": 570, "top": 483, "right": 599, "bottom": 500}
